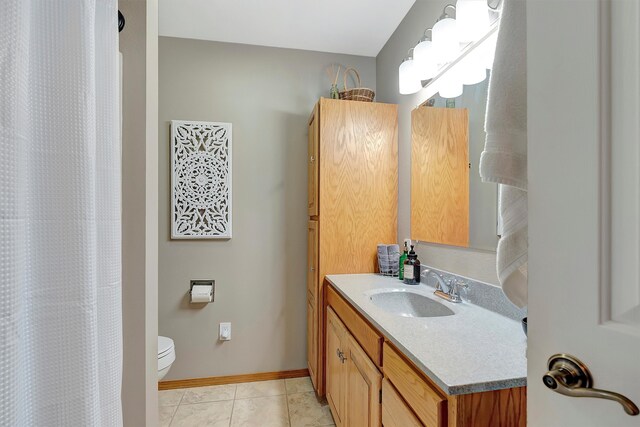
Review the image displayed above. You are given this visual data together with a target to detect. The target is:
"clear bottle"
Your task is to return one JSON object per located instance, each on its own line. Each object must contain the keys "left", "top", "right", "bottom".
{"left": 398, "top": 241, "right": 409, "bottom": 280}
{"left": 403, "top": 245, "right": 421, "bottom": 285}
{"left": 330, "top": 84, "right": 340, "bottom": 99}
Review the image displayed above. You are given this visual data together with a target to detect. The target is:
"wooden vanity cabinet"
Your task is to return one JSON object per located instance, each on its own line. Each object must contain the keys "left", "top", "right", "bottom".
{"left": 381, "top": 379, "right": 423, "bottom": 427}
{"left": 307, "top": 292, "right": 318, "bottom": 389}
{"left": 327, "top": 307, "right": 382, "bottom": 427}
{"left": 327, "top": 308, "right": 347, "bottom": 426}
{"left": 345, "top": 334, "right": 382, "bottom": 427}
{"left": 326, "top": 282, "right": 526, "bottom": 427}
{"left": 307, "top": 104, "right": 319, "bottom": 217}
{"left": 326, "top": 286, "right": 385, "bottom": 427}
{"left": 383, "top": 343, "right": 446, "bottom": 427}
{"left": 307, "top": 220, "right": 319, "bottom": 389}
{"left": 306, "top": 98, "right": 398, "bottom": 395}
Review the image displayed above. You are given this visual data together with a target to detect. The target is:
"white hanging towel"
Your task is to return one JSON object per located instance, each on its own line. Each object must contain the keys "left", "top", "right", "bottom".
{"left": 480, "top": 0, "right": 528, "bottom": 308}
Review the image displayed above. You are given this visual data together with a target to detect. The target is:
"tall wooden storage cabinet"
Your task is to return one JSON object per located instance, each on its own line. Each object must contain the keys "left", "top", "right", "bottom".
{"left": 307, "top": 98, "right": 398, "bottom": 395}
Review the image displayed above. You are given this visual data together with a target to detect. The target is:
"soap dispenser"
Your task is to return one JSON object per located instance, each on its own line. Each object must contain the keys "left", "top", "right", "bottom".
{"left": 403, "top": 245, "right": 421, "bottom": 285}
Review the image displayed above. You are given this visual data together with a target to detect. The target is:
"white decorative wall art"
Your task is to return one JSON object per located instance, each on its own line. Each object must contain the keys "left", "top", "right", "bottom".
{"left": 171, "top": 120, "right": 232, "bottom": 239}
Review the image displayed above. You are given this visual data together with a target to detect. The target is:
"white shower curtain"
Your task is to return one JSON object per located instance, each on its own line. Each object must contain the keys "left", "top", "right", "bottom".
{"left": 1, "top": 1, "right": 122, "bottom": 426}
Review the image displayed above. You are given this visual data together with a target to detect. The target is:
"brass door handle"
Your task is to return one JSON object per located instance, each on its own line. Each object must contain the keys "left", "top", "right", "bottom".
{"left": 543, "top": 354, "right": 639, "bottom": 416}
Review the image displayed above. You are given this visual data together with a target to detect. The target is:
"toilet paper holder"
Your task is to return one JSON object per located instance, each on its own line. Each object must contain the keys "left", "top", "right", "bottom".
{"left": 189, "top": 280, "right": 215, "bottom": 303}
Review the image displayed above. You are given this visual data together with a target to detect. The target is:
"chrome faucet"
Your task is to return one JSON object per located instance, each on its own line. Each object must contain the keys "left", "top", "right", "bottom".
{"left": 422, "top": 269, "right": 468, "bottom": 303}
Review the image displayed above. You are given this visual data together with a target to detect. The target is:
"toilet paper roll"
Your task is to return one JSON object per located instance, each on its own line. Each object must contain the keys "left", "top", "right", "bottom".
{"left": 190, "top": 285, "right": 212, "bottom": 303}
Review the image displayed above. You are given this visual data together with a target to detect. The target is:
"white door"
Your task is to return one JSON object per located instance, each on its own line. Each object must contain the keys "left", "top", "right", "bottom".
{"left": 528, "top": 0, "right": 640, "bottom": 426}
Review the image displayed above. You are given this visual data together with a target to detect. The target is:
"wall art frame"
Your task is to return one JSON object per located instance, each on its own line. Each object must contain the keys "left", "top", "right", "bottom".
{"left": 171, "top": 120, "right": 232, "bottom": 239}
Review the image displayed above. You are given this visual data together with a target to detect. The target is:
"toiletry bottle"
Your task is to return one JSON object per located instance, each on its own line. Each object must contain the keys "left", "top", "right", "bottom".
{"left": 403, "top": 245, "right": 421, "bottom": 285}
{"left": 398, "top": 242, "right": 408, "bottom": 280}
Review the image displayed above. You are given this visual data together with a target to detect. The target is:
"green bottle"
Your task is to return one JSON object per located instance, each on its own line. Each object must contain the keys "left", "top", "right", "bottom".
{"left": 398, "top": 241, "right": 409, "bottom": 280}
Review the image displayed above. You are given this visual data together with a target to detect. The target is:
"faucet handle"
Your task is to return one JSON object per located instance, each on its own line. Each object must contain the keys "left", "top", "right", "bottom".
{"left": 450, "top": 279, "right": 469, "bottom": 297}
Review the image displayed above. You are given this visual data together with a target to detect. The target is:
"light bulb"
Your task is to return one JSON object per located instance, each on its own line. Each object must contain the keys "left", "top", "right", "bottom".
{"left": 433, "top": 17, "right": 460, "bottom": 65}
{"left": 413, "top": 39, "right": 438, "bottom": 80}
{"left": 439, "top": 69, "right": 463, "bottom": 98}
{"left": 398, "top": 58, "right": 422, "bottom": 95}
{"left": 456, "top": 0, "right": 490, "bottom": 43}
{"left": 460, "top": 47, "right": 487, "bottom": 85}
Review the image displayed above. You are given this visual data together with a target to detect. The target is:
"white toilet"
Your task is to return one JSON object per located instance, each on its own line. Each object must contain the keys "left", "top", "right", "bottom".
{"left": 158, "top": 336, "right": 176, "bottom": 381}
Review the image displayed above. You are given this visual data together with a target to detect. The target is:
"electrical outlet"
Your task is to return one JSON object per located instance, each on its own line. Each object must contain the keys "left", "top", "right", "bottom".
{"left": 219, "top": 322, "right": 231, "bottom": 341}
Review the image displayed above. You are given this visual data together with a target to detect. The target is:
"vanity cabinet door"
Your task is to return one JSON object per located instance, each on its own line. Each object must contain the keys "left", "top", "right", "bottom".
{"left": 346, "top": 334, "right": 382, "bottom": 427}
{"left": 327, "top": 308, "right": 347, "bottom": 427}
{"left": 307, "top": 104, "right": 319, "bottom": 217}
{"left": 307, "top": 293, "right": 318, "bottom": 390}
{"left": 381, "top": 379, "right": 423, "bottom": 427}
{"left": 307, "top": 220, "right": 318, "bottom": 300}
{"left": 307, "top": 220, "right": 319, "bottom": 389}
{"left": 383, "top": 343, "right": 446, "bottom": 427}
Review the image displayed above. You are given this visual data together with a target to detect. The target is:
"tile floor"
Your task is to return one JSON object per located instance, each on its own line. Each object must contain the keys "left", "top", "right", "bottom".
{"left": 159, "top": 377, "right": 336, "bottom": 427}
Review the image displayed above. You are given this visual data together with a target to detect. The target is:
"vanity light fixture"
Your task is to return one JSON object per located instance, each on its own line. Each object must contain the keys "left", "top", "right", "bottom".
{"left": 456, "top": 0, "right": 490, "bottom": 43}
{"left": 432, "top": 5, "right": 460, "bottom": 64}
{"left": 456, "top": 0, "right": 490, "bottom": 84}
{"left": 413, "top": 29, "right": 438, "bottom": 81}
{"left": 459, "top": 45, "right": 487, "bottom": 85}
{"left": 438, "top": 66, "right": 463, "bottom": 98}
{"left": 398, "top": 49, "right": 422, "bottom": 95}
{"left": 398, "top": 0, "right": 501, "bottom": 98}
{"left": 432, "top": 5, "right": 463, "bottom": 99}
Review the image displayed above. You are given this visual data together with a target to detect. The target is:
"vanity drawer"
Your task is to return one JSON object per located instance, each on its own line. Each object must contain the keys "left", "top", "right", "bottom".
{"left": 326, "top": 283, "right": 383, "bottom": 367}
{"left": 383, "top": 342, "right": 447, "bottom": 427}
{"left": 382, "top": 378, "right": 424, "bottom": 427}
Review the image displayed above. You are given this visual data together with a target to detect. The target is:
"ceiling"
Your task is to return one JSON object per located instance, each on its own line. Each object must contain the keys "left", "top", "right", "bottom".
{"left": 159, "top": 0, "right": 416, "bottom": 57}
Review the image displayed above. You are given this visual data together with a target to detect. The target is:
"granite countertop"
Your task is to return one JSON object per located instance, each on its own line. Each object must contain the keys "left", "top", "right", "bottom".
{"left": 325, "top": 273, "right": 527, "bottom": 395}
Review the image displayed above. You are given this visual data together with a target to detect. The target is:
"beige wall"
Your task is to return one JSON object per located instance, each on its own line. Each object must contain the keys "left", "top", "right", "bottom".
{"left": 158, "top": 36, "right": 376, "bottom": 380}
{"left": 119, "top": 1, "right": 158, "bottom": 425}
{"left": 375, "top": 0, "right": 499, "bottom": 285}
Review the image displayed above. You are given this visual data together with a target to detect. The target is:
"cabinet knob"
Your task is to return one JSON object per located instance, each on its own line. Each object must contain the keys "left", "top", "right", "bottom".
{"left": 310, "top": 156, "right": 315, "bottom": 163}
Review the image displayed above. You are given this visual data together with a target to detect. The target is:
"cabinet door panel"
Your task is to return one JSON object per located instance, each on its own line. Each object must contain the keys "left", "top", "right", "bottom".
{"left": 308, "top": 105, "right": 319, "bottom": 217}
{"left": 346, "top": 334, "right": 381, "bottom": 427}
{"left": 326, "top": 285, "right": 382, "bottom": 367}
{"left": 383, "top": 343, "right": 446, "bottom": 427}
{"left": 381, "top": 379, "right": 423, "bottom": 427}
{"left": 318, "top": 98, "right": 398, "bottom": 280}
{"left": 326, "top": 308, "right": 347, "bottom": 427}
{"left": 307, "top": 293, "right": 318, "bottom": 390}
{"left": 307, "top": 220, "right": 318, "bottom": 300}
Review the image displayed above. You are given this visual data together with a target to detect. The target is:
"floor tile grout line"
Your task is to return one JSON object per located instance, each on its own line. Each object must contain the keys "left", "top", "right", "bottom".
{"left": 176, "top": 388, "right": 186, "bottom": 406}
{"left": 229, "top": 387, "right": 238, "bottom": 427}
{"left": 284, "top": 387, "right": 292, "bottom": 427}
{"left": 167, "top": 404, "right": 177, "bottom": 427}
{"left": 229, "top": 381, "right": 237, "bottom": 426}
{"left": 172, "top": 389, "right": 186, "bottom": 427}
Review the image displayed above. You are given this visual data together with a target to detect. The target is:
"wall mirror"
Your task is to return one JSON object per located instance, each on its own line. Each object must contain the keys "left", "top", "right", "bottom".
{"left": 410, "top": 77, "right": 498, "bottom": 251}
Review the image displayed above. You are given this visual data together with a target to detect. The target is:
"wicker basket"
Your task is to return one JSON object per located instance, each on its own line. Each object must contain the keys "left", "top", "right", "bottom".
{"left": 339, "top": 67, "right": 375, "bottom": 102}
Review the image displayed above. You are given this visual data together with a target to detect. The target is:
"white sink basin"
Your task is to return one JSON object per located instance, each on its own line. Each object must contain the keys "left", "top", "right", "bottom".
{"left": 369, "top": 290, "right": 455, "bottom": 318}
